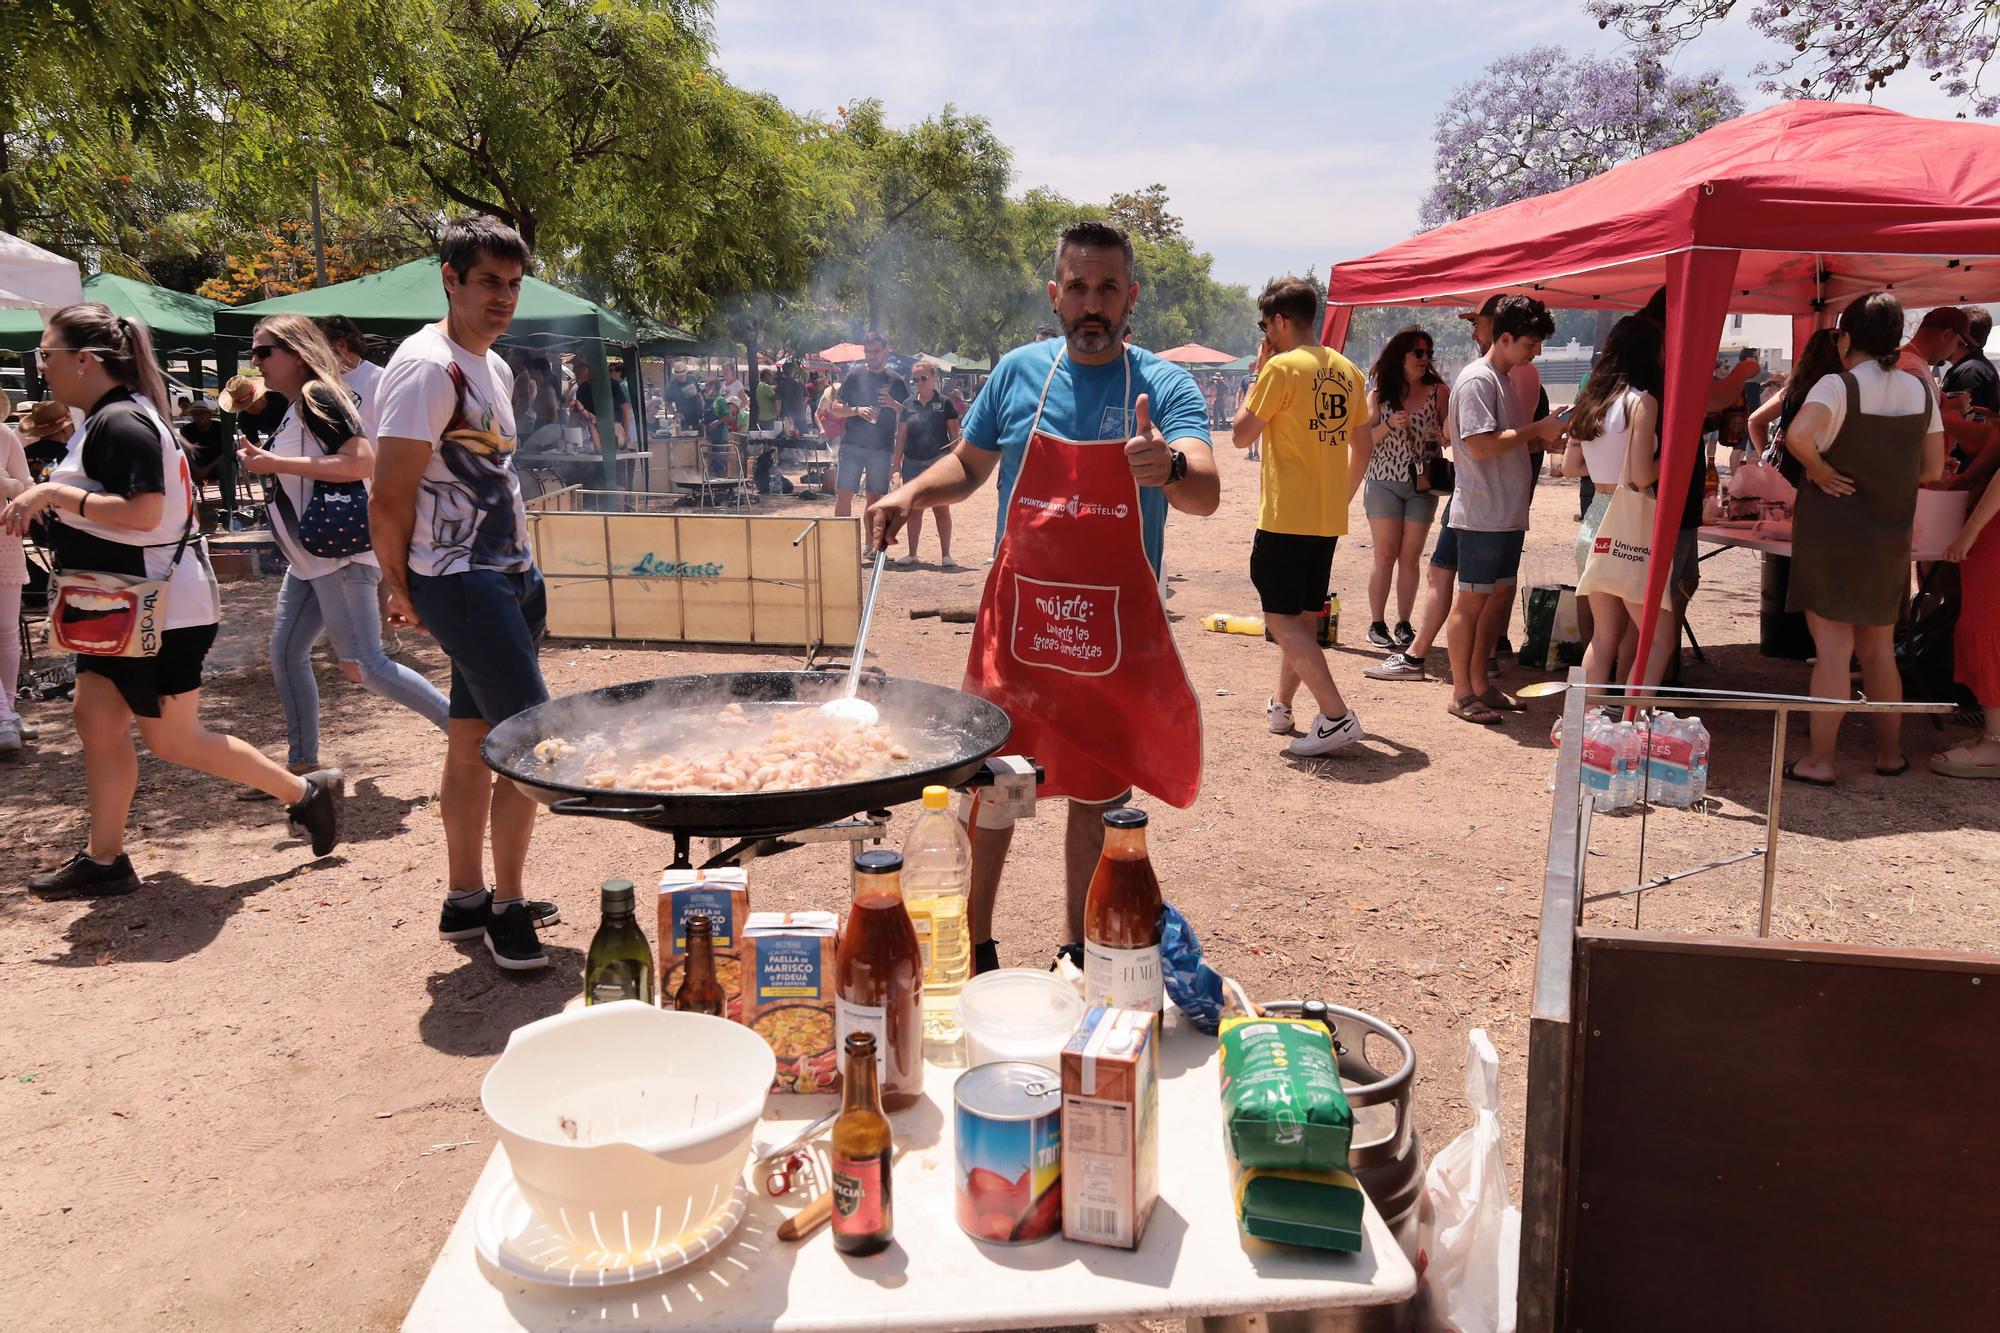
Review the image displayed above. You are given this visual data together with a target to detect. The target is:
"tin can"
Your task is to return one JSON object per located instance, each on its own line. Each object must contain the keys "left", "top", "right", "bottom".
{"left": 954, "top": 1061, "right": 1063, "bottom": 1244}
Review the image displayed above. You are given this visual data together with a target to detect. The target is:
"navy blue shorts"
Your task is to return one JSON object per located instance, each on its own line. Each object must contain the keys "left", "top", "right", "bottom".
{"left": 1453, "top": 529, "right": 1527, "bottom": 593}
{"left": 1430, "top": 498, "right": 1459, "bottom": 570}
{"left": 406, "top": 568, "right": 550, "bottom": 725}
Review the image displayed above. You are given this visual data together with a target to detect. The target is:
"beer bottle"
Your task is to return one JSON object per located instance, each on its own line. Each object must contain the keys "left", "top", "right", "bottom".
{"left": 835, "top": 849, "right": 924, "bottom": 1111}
{"left": 584, "top": 879, "right": 655, "bottom": 1006}
{"left": 673, "top": 914, "right": 727, "bottom": 1015}
{"left": 1083, "top": 808, "right": 1164, "bottom": 1015}
{"left": 830, "top": 1031, "right": 894, "bottom": 1256}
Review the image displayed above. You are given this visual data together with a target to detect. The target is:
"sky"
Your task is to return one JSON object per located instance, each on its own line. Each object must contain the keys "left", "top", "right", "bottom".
{"left": 712, "top": 0, "right": 1976, "bottom": 292}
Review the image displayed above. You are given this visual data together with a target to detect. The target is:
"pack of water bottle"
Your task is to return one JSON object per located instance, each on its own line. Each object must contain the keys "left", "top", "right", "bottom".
{"left": 1576, "top": 712, "right": 1644, "bottom": 811}
{"left": 1640, "top": 712, "right": 1711, "bottom": 808}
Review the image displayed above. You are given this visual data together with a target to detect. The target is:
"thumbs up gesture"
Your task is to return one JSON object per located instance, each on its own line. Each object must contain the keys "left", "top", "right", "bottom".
{"left": 1125, "top": 393, "right": 1174, "bottom": 487}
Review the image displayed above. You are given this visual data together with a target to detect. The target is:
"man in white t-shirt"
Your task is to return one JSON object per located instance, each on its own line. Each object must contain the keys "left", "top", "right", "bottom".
{"left": 317, "top": 315, "right": 383, "bottom": 440}
{"left": 372, "top": 217, "right": 559, "bottom": 973}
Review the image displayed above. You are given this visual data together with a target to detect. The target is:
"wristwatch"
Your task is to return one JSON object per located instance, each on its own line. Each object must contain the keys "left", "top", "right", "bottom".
{"left": 1167, "top": 448, "right": 1188, "bottom": 484}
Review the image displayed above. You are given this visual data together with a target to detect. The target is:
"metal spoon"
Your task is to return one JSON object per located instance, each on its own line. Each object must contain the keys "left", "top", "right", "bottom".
{"left": 820, "top": 547, "right": 888, "bottom": 727}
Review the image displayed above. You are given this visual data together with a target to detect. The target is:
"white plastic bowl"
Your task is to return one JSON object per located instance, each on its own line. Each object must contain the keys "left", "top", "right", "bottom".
{"left": 955, "top": 968, "right": 1086, "bottom": 1069}
{"left": 481, "top": 1001, "right": 776, "bottom": 1261}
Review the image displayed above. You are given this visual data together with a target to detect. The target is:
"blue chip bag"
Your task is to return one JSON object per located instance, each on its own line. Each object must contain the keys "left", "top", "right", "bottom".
{"left": 1160, "top": 902, "right": 1226, "bottom": 1034}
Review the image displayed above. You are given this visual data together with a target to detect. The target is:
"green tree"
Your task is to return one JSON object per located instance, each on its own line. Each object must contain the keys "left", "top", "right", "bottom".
{"left": 818, "top": 100, "right": 1013, "bottom": 335}
{"left": 1106, "top": 184, "right": 1184, "bottom": 244}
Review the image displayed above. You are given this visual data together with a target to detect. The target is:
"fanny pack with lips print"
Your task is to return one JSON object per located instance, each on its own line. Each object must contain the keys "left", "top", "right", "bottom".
{"left": 50, "top": 474, "right": 198, "bottom": 659}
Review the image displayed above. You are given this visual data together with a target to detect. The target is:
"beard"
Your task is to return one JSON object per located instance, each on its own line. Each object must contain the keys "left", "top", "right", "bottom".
{"left": 1061, "top": 305, "right": 1129, "bottom": 356}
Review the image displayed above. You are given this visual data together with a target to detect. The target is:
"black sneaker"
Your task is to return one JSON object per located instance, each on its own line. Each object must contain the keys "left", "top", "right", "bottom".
{"left": 286, "top": 768, "right": 344, "bottom": 857}
{"left": 1051, "top": 941, "right": 1084, "bottom": 972}
{"left": 1393, "top": 621, "right": 1415, "bottom": 648}
{"left": 1366, "top": 621, "right": 1394, "bottom": 648}
{"left": 973, "top": 939, "right": 1001, "bottom": 975}
{"left": 485, "top": 903, "right": 549, "bottom": 971}
{"left": 439, "top": 894, "right": 562, "bottom": 941}
{"left": 28, "top": 851, "right": 141, "bottom": 899}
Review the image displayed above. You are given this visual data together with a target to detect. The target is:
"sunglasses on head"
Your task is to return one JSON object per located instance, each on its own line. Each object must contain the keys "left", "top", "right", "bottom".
{"left": 250, "top": 343, "right": 286, "bottom": 360}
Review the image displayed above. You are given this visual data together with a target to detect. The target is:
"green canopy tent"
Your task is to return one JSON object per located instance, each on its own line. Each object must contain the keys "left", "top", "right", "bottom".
{"left": 218, "top": 259, "right": 684, "bottom": 486}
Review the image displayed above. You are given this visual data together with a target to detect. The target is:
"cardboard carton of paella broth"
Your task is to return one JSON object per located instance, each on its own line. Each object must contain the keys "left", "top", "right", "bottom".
{"left": 744, "top": 911, "right": 840, "bottom": 1094}
{"left": 658, "top": 868, "right": 749, "bottom": 1021}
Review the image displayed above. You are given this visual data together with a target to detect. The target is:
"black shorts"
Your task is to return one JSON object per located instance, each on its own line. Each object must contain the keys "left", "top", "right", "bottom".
{"left": 1250, "top": 530, "right": 1338, "bottom": 616}
{"left": 75, "top": 622, "right": 219, "bottom": 718}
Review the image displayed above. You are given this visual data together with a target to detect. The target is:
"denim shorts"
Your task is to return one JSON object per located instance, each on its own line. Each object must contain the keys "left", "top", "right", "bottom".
{"left": 406, "top": 567, "right": 550, "bottom": 725}
{"left": 1453, "top": 529, "right": 1527, "bottom": 592}
{"left": 1430, "top": 498, "right": 1459, "bottom": 569}
{"left": 1364, "top": 475, "right": 1440, "bottom": 524}
{"left": 836, "top": 445, "right": 892, "bottom": 495}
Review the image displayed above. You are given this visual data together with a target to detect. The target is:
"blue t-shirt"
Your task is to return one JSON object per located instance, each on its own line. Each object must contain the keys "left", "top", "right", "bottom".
{"left": 959, "top": 341, "right": 1210, "bottom": 574}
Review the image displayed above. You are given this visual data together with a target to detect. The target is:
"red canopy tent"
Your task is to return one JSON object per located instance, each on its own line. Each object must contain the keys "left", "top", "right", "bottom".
{"left": 1322, "top": 100, "right": 2000, "bottom": 685}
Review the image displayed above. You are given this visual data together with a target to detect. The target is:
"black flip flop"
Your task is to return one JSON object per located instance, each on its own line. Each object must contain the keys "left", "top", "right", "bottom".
{"left": 1783, "top": 760, "right": 1836, "bottom": 789}
{"left": 1875, "top": 759, "right": 1910, "bottom": 777}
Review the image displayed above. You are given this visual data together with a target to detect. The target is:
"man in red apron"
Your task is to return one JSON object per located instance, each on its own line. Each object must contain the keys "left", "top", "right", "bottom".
{"left": 871, "top": 220, "right": 1220, "bottom": 973}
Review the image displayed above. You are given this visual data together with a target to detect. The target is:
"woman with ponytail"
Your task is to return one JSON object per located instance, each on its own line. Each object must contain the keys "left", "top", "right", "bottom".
{"left": 0, "top": 303, "right": 342, "bottom": 896}
{"left": 235, "top": 314, "right": 447, "bottom": 783}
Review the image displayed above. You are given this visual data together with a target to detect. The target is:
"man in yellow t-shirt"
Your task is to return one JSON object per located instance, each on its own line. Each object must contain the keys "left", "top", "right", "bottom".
{"left": 1231, "top": 276, "right": 1368, "bottom": 757}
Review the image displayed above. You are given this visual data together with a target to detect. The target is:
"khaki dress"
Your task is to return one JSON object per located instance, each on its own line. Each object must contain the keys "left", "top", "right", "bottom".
{"left": 1787, "top": 369, "right": 1929, "bottom": 626}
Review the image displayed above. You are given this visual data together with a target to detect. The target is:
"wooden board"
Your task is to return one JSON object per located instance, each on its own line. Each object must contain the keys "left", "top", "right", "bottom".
{"left": 1562, "top": 932, "right": 2000, "bottom": 1330}
{"left": 525, "top": 505, "right": 861, "bottom": 647}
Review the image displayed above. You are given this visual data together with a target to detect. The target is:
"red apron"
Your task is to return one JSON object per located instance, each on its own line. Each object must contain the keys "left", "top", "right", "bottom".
{"left": 962, "top": 351, "right": 1203, "bottom": 807}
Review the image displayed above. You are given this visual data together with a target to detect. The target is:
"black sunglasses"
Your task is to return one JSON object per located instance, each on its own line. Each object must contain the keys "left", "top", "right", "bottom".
{"left": 250, "top": 343, "right": 286, "bottom": 360}
{"left": 1257, "top": 319, "right": 1268, "bottom": 332}
{"left": 1411, "top": 347, "right": 1433, "bottom": 360}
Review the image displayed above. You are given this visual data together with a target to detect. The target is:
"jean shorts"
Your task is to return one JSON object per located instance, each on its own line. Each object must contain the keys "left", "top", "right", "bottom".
{"left": 836, "top": 444, "right": 892, "bottom": 495}
{"left": 1364, "top": 475, "right": 1440, "bottom": 524}
{"left": 1453, "top": 528, "right": 1527, "bottom": 592}
{"left": 1430, "top": 498, "right": 1458, "bottom": 569}
{"left": 406, "top": 567, "right": 550, "bottom": 725}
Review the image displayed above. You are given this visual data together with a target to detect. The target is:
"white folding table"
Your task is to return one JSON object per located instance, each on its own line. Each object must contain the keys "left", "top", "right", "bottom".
{"left": 402, "top": 1016, "right": 1417, "bottom": 1332}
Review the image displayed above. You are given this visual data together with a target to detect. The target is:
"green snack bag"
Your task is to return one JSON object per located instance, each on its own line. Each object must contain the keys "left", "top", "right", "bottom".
{"left": 1230, "top": 1150, "right": 1365, "bottom": 1252}
{"left": 1218, "top": 1015, "right": 1352, "bottom": 1172}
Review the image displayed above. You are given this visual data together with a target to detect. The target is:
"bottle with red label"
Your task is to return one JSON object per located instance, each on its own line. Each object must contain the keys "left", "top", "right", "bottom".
{"left": 836, "top": 850, "right": 924, "bottom": 1110}
{"left": 830, "top": 1031, "right": 894, "bottom": 1256}
{"left": 1083, "top": 807, "right": 1164, "bottom": 1015}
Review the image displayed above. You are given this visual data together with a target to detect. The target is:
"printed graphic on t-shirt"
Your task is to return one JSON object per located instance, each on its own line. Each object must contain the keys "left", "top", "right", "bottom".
{"left": 1308, "top": 369, "right": 1352, "bottom": 446}
{"left": 429, "top": 362, "right": 525, "bottom": 574}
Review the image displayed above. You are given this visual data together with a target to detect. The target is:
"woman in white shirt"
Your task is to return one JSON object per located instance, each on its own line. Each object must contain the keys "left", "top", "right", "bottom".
{"left": 1783, "top": 292, "right": 1947, "bottom": 786}
{"left": 1563, "top": 316, "right": 1667, "bottom": 692}
{"left": 236, "top": 315, "right": 449, "bottom": 780}
{"left": 1, "top": 303, "right": 342, "bottom": 897}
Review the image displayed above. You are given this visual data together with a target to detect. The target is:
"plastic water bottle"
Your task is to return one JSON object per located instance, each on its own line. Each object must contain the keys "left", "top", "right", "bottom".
{"left": 1579, "top": 715, "right": 1619, "bottom": 811}
{"left": 1613, "top": 721, "right": 1645, "bottom": 810}
{"left": 1647, "top": 714, "right": 1692, "bottom": 808}
{"left": 901, "top": 785, "right": 972, "bottom": 1042}
{"left": 1686, "top": 715, "right": 1711, "bottom": 806}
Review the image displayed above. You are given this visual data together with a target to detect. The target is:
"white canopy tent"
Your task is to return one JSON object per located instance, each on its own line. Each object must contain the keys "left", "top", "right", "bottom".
{"left": 0, "top": 231, "right": 83, "bottom": 313}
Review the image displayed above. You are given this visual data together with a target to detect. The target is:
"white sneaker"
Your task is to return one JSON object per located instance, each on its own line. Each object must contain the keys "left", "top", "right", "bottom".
{"left": 0, "top": 718, "right": 20, "bottom": 760}
{"left": 1289, "top": 710, "right": 1362, "bottom": 756}
{"left": 894, "top": 552, "right": 917, "bottom": 566}
{"left": 1266, "top": 698, "right": 1294, "bottom": 735}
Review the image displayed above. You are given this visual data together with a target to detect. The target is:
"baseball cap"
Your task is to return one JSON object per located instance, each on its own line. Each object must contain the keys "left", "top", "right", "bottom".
{"left": 1458, "top": 294, "right": 1508, "bottom": 323}
{"left": 1917, "top": 306, "right": 1972, "bottom": 338}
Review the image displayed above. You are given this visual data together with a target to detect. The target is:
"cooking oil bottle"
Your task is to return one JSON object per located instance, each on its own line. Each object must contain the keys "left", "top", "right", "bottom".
{"left": 901, "top": 786, "right": 971, "bottom": 1041}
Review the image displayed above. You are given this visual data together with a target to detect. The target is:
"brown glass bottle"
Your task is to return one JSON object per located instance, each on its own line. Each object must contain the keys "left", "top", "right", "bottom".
{"left": 673, "top": 914, "right": 727, "bottom": 1015}
{"left": 835, "top": 849, "right": 923, "bottom": 1111}
{"left": 829, "top": 1031, "right": 894, "bottom": 1256}
{"left": 1083, "top": 807, "right": 1164, "bottom": 1014}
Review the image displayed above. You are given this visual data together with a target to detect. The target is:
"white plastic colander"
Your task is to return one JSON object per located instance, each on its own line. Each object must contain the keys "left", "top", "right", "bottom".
{"left": 480, "top": 1001, "right": 776, "bottom": 1263}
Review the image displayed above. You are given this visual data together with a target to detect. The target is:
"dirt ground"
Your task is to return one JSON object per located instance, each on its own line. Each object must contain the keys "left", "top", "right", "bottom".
{"left": 4, "top": 444, "right": 1995, "bottom": 1329}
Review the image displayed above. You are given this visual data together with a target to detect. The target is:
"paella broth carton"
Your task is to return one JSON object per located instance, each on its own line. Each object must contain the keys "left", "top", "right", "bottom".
{"left": 744, "top": 911, "right": 841, "bottom": 1094}
{"left": 657, "top": 868, "right": 749, "bottom": 1021}
{"left": 1060, "top": 1005, "right": 1159, "bottom": 1249}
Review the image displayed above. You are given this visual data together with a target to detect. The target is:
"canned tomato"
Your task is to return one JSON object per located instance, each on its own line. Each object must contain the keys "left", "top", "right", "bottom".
{"left": 954, "top": 1061, "right": 1063, "bottom": 1244}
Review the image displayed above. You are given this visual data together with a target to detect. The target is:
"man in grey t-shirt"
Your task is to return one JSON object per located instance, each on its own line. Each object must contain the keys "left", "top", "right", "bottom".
{"left": 1443, "top": 296, "right": 1565, "bottom": 723}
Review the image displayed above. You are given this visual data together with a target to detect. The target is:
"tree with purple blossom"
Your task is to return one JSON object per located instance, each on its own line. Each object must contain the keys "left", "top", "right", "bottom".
{"left": 1590, "top": 0, "right": 2000, "bottom": 117}
{"left": 1422, "top": 46, "right": 1742, "bottom": 227}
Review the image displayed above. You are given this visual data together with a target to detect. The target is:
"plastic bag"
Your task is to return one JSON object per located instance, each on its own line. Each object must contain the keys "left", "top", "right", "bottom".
{"left": 1727, "top": 459, "right": 1797, "bottom": 504}
{"left": 1416, "top": 1029, "right": 1518, "bottom": 1333}
{"left": 1159, "top": 903, "right": 1225, "bottom": 1034}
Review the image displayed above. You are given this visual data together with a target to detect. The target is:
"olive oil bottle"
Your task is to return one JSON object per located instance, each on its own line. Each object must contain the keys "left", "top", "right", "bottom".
{"left": 584, "top": 879, "right": 655, "bottom": 1005}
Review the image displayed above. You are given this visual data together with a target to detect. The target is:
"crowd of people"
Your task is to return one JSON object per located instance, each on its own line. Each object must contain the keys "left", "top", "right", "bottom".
{"left": 5, "top": 211, "right": 1996, "bottom": 979}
